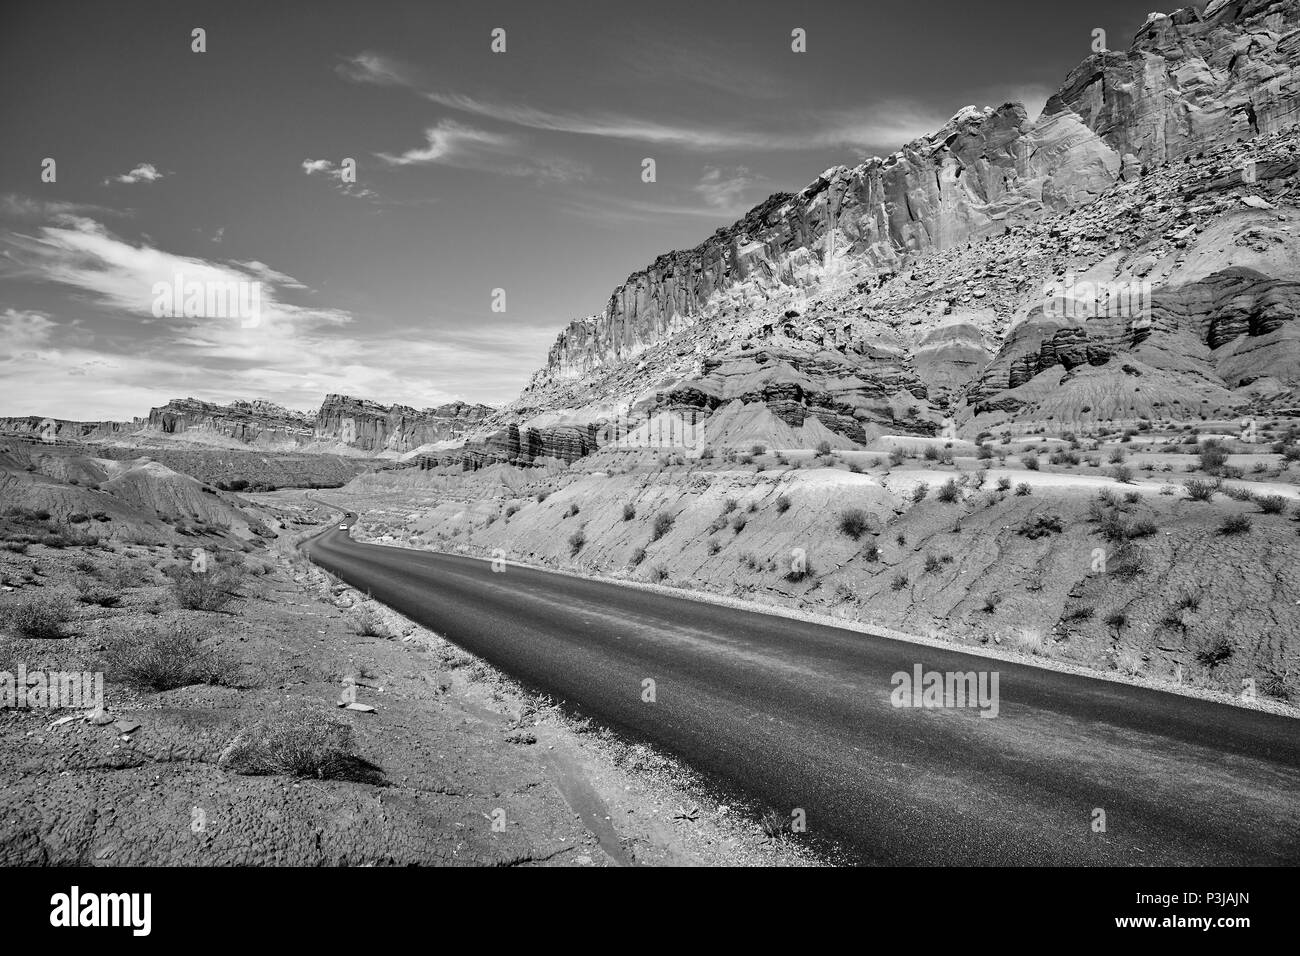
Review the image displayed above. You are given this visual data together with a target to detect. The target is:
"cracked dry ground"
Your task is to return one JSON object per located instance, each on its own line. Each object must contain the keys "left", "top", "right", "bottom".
{"left": 0, "top": 540, "right": 792, "bottom": 866}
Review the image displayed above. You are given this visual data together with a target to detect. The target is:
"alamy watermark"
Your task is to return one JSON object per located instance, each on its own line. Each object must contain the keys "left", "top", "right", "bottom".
{"left": 0, "top": 666, "right": 104, "bottom": 710}
{"left": 891, "top": 663, "right": 1000, "bottom": 718}
{"left": 152, "top": 272, "right": 262, "bottom": 328}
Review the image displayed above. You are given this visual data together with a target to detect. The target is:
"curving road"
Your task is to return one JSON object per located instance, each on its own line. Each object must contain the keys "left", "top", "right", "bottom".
{"left": 303, "top": 513, "right": 1300, "bottom": 865}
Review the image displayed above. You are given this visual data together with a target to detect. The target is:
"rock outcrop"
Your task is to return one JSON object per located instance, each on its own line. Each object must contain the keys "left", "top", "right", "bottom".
{"left": 504, "top": 0, "right": 1300, "bottom": 447}
{"left": 146, "top": 398, "right": 314, "bottom": 447}
{"left": 313, "top": 395, "right": 494, "bottom": 453}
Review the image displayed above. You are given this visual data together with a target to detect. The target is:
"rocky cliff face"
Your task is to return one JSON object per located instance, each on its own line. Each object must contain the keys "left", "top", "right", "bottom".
{"left": 4, "top": 395, "right": 496, "bottom": 456}
{"left": 505, "top": 0, "right": 1300, "bottom": 449}
{"left": 1049, "top": 0, "right": 1300, "bottom": 169}
{"left": 313, "top": 394, "right": 494, "bottom": 453}
{"left": 146, "top": 398, "right": 315, "bottom": 447}
{"left": 536, "top": 98, "right": 1112, "bottom": 384}
{"left": 0, "top": 416, "right": 141, "bottom": 442}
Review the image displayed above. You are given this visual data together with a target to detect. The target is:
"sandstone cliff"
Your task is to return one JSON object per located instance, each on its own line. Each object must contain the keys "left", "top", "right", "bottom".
{"left": 501, "top": 0, "right": 1300, "bottom": 451}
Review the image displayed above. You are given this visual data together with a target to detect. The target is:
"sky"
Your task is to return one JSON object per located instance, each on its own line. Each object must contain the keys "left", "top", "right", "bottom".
{"left": 1, "top": 0, "right": 1168, "bottom": 419}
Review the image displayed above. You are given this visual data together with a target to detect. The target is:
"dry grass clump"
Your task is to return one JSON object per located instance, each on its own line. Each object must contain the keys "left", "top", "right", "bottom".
{"left": 219, "top": 714, "right": 383, "bottom": 783}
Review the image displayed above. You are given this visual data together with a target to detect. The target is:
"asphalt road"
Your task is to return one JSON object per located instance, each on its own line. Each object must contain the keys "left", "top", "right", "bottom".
{"left": 304, "top": 514, "right": 1300, "bottom": 865}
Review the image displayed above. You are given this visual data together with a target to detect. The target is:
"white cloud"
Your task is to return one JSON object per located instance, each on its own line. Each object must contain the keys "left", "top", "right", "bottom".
{"left": 230, "top": 260, "right": 307, "bottom": 290}
{"left": 376, "top": 120, "right": 589, "bottom": 183}
{"left": 694, "top": 166, "right": 763, "bottom": 213}
{"left": 0, "top": 308, "right": 57, "bottom": 350}
{"left": 105, "top": 163, "right": 165, "bottom": 185}
{"left": 300, "top": 158, "right": 378, "bottom": 200}
{"left": 376, "top": 120, "right": 514, "bottom": 167}
{"left": 335, "top": 51, "right": 416, "bottom": 88}
{"left": 0, "top": 210, "right": 535, "bottom": 418}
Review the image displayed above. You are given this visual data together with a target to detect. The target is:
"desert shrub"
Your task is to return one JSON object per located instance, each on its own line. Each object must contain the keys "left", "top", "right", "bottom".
{"left": 1185, "top": 478, "right": 1219, "bottom": 501}
{"left": 565, "top": 503, "right": 580, "bottom": 518}
{"left": 1195, "top": 635, "right": 1233, "bottom": 668}
{"left": 923, "top": 445, "right": 940, "bottom": 462}
{"left": 648, "top": 566, "right": 668, "bottom": 583}
{"left": 106, "top": 624, "right": 243, "bottom": 691}
{"left": 0, "top": 591, "right": 74, "bottom": 639}
{"left": 1104, "top": 610, "right": 1127, "bottom": 630}
{"left": 890, "top": 573, "right": 908, "bottom": 591}
{"left": 699, "top": 448, "right": 715, "bottom": 460}
{"left": 785, "top": 559, "right": 814, "bottom": 582}
{"left": 1017, "top": 514, "right": 1063, "bottom": 539}
{"left": 1257, "top": 495, "right": 1288, "bottom": 514}
{"left": 937, "top": 478, "right": 959, "bottom": 503}
{"left": 848, "top": 461, "right": 863, "bottom": 474}
{"left": 751, "top": 444, "right": 767, "bottom": 457}
{"left": 504, "top": 504, "right": 520, "bottom": 518}
{"left": 863, "top": 545, "right": 880, "bottom": 562}
{"left": 707, "top": 540, "right": 721, "bottom": 555}
{"left": 1015, "top": 483, "right": 1032, "bottom": 496}
{"left": 775, "top": 495, "right": 791, "bottom": 514}
{"left": 1049, "top": 450, "right": 1081, "bottom": 466}
{"left": 731, "top": 513, "right": 747, "bottom": 533}
{"left": 911, "top": 482, "right": 929, "bottom": 503}
{"left": 622, "top": 503, "right": 636, "bottom": 521}
{"left": 1197, "top": 440, "right": 1229, "bottom": 473}
{"left": 1123, "top": 491, "right": 1141, "bottom": 504}
{"left": 1107, "top": 449, "right": 1126, "bottom": 464}
{"left": 838, "top": 508, "right": 870, "bottom": 539}
{"left": 651, "top": 512, "right": 674, "bottom": 541}
{"left": 1111, "top": 464, "right": 1133, "bottom": 484}
{"left": 721, "top": 498, "right": 737, "bottom": 515}
{"left": 1127, "top": 517, "right": 1158, "bottom": 538}
{"left": 976, "top": 444, "right": 994, "bottom": 460}
{"left": 1114, "top": 648, "right": 1144, "bottom": 675}
{"left": 349, "top": 606, "right": 387, "bottom": 637}
{"left": 1020, "top": 454, "right": 1039, "bottom": 471}
{"left": 888, "top": 449, "right": 906, "bottom": 466}
{"left": 568, "top": 530, "right": 586, "bottom": 556}
{"left": 923, "top": 554, "right": 941, "bottom": 573}
{"left": 996, "top": 476, "right": 1011, "bottom": 491}
{"left": 982, "top": 594, "right": 1001, "bottom": 613}
{"left": 1219, "top": 514, "right": 1252, "bottom": 535}
{"left": 220, "top": 715, "right": 381, "bottom": 783}
{"left": 1222, "top": 484, "right": 1255, "bottom": 502}
{"left": 535, "top": 491, "right": 549, "bottom": 504}
{"left": 629, "top": 547, "right": 646, "bottom": 566}
{"left": 76, "top": 583, "right": 120, "bottom": 607}
{"left": 169, "top": 563, "right": 243, "bottom": 612}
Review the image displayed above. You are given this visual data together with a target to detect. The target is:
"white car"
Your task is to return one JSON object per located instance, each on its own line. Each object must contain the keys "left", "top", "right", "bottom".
{"left": 339, "top": 524, "right": 348, "bottom": 530}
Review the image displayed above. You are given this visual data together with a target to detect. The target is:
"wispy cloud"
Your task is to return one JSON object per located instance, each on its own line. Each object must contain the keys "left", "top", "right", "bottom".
{"left": 376, "top": 119, "right": 589, "bottom": 183}
{"left": 694, "top": 166, "right": 764, "bottom": 214}
{"left": 105, "top": 163, "right": 165, "bottom": 186}
{"left": 336, "top": 51, "right": 945, "bottom": 154}
{"left": 376, "top": 120, "right": 513, "bottom": 167}
{"left": 1, "top": 215, "right": 348, "bottom": 332}
{"left": 300, "top": 158, "right": 379, "bottom": 200}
